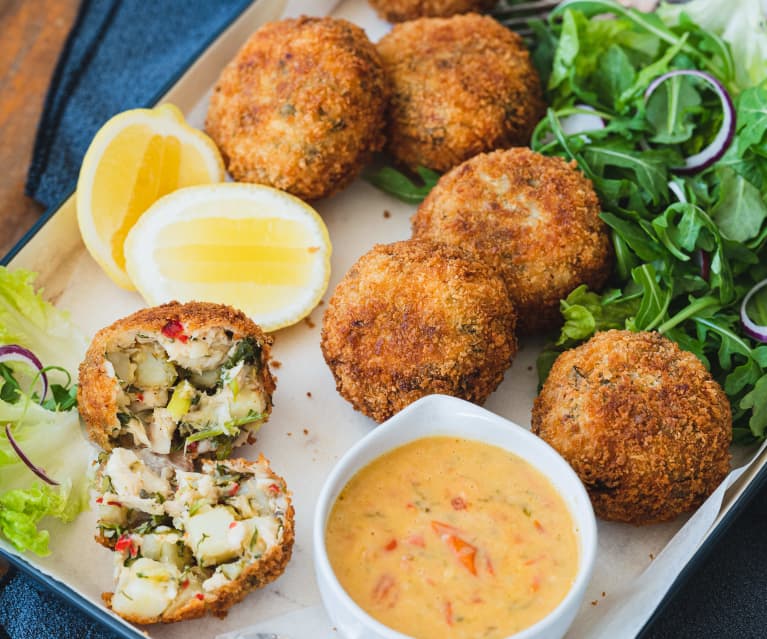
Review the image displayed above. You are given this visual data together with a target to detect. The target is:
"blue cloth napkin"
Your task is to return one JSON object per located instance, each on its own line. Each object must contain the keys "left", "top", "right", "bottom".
{"left": 25, "top": 0, "right": 252, "bottom": 210}
{"left": 8, "top": 0, "right": 767, "bottom": 637}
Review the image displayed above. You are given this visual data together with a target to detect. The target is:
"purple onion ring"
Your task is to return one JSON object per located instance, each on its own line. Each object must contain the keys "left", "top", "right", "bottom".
{"left": 741, "top": 280, "right": 767, "bottom": 343}
{"left": 4, "top": 423, "right": 59, "bottom": 485}
{"left": 0, "top": 344, "right": 48, "bottom": 402}
{"left": 645, "top": 70, "right": 735, "bottom": 174}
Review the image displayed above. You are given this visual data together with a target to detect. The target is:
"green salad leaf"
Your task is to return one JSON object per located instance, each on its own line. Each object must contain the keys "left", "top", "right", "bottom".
{"left": 658, "top": 0, "right": 767, "bottom": 90}
{"left": 364, "top": 165, "right": 441, "bottom": 204}
{"left": 0, "top": 267, "right": 91, "bottom": 554}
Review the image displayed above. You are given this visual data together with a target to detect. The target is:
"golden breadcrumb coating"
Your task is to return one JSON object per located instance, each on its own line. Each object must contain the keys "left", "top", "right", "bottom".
{"left": 532, "top": 330, "right": 732, "bottom": 524}
{"left": 78, "top": 301, "right": 275, "bottom": 453}
{"left": 102, "top": 455, "right": 294, "bottom": 623}
{"left": 369, "top": 0, "right": 495, "bottom": 21}
{"left": 321, "top": 239, "right": 517, "bottom": 422}
{"left": 206, "top": 16, "right": 389, "bottom": 200}
{"left": 413, "top": 147, "right": 612, "bottom": 334}
{"left": 376, "top": 13, "right": 544, "bottom": 172}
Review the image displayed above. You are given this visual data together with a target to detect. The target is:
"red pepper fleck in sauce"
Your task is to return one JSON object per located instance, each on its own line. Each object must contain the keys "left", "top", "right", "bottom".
{"left": 372, "top": 574, "right": 398, "bottom": 608}
{"left": 161, "top": 320, "right": 188, "bottom": 343}
{"left": 451, "top": 496, "right": 467, "bottom": 510}
{"left": 229, "top": 521, "right": 238, "bottom": 529}
{"left": 268, "top": 483, "right": 280, "bottom": 494}
{"left": 384, "top": 539, "right": 398, "bottom": 551}
{"left": 406, "top": 534, "right": 425, "bottom": 547}
{"left": 444, "top": 600, "right": 454, "bottom": 626}
{"left": 432, "top": 521, "right": 478, "bottom": 576}
{"left": 181, "top": 579, "right": 189, "bottom": 589}
{"left": 107, "top": 500, "right": 122, "bottom": 507}
{"left": 95, "top": 497, "right": 103, "bottom": 504}
{"left": 195, "top": 593, "right": 205, "bottom": 601}
{"left": 229, "top": 482, "right": 240, "bottom": 496}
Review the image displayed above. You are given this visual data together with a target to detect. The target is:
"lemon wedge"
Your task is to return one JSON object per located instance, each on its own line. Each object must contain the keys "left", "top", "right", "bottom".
{"left": 76, "top": 104, "right": 225, "bottom": 289}
{"left": 124, "top": 183, "right": 332, "bottom": 332}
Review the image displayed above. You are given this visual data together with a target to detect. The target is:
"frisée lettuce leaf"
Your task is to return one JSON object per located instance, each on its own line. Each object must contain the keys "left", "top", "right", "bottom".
{"left": 658, "top": 0, "right": 767, "bottom": 91}
{"left": 0, "top": 267, "right": 92, "bottom": 555}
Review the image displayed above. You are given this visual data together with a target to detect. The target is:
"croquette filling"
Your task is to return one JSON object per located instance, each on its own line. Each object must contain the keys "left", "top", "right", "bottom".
{"left": 97, "top": 448, "right": 288, "bottom": 620}
{"left": 104, "top": 326, "right": 268, "bottom": 459}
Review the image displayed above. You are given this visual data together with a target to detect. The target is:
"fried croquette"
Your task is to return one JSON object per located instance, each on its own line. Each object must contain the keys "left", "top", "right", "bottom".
{"left": 321, "top": 239, "right": 517, "bottom": 422}
{"left": 413, "top": 148, "right": 612, "bottom": 334}
{"left": 532, "top": 330, "right": 732, "bottom": 525}
{"left": 98, "top": 452, "right": 294, "bottom": 623}
{"left": 369, "top": 0, "right": 496, "bottom": 22}
{"left": 376, "top": 13, "right": 544, "bottom": 173}
{"left": 206, "top": 16, "right": 389, "bottom": 200}
{"left": 78, "top": 301, "right": 275, "bottom": 459}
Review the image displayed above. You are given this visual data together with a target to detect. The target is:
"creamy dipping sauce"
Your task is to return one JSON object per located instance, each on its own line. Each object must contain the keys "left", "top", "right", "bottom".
{"left": 325, "top": 437, "right": 579, "bottom": 639}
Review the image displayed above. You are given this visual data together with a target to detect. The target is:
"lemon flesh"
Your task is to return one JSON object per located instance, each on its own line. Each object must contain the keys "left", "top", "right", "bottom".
{"left": 124, "top": 183, "right": 332, "bottom": 332}
{"left": 77, "top": 104, "right": 225, "bottom": 289}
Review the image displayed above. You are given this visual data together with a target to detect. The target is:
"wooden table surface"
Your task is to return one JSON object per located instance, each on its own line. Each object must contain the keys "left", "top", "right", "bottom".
{"left": 1, "top": 0, "right": 79, "bottom": 258}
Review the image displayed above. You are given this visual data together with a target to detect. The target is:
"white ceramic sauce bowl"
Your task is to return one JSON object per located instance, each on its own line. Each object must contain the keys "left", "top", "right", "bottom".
{"left": 313, "top": 394, "right": 598, "bottom": 639}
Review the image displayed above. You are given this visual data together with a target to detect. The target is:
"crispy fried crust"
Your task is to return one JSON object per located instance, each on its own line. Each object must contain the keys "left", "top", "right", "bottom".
{"left": 531, "top": 330, "right": 732, "bottom": 524}
{"left": 206, "top": 16, "right": 389, "bottom": 200}
{"left": 78, "top": 301, "right": 275, "bottom": 452}
{"left": 321, "top": 239, "right": 517, "bottom": 422}
{"left": 413, "top": 148, "right": 613, "bottom": 334}
{"left": 102, "top": 456, "right": 295, "bottom": 623}
{"left": 368, "top": 0, "right": 495, "bottom": 21}
{"left": 376, "top": 13, "right": 544, "bottom": 172}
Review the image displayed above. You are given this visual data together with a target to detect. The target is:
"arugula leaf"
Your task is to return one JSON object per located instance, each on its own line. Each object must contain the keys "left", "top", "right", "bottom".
{"left": 646, "top": 74, "right": 702, "bottom": 143}
{"left": 710, "top": 167, "right": 767, "bottom": 243}
{"left": 741, "top": 374, "right": 767, "bottom": 437}
{"left": 364, "top": 165, "right": 441, "bottom": 204}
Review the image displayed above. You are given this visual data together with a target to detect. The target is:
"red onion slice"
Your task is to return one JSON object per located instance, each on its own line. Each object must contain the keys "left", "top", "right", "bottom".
{"left": 0, "top": 344, "right": 48, "bottom": 402}
{"left": 644, "top": 70, "right": 735, "bottom": 174}
{"left": 667, "top": 180, "right": 687, "bottom": 203}
{"left": 741, "top": 280, "right": 767, "bottom": 343}
{"left": 4, "top": 423, "right": 59, "bottom": 485}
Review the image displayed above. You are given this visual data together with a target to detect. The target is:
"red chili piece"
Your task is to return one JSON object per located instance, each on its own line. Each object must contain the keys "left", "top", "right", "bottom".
{"left": 406, "top": 534, "right": 425, "bottom": 548}
{"left": 115, "top": 535, "right": 136, "bottom": 557}
{"left": 451, "top": 496, "right": 467, "bottom": 510}
{"left": 431, "top": 521, "right": 478, "bottom": 575}
{"left": 161, "top": 320, "right": 188, "bottom": 343}
{"left": 384, "top": 539, "right": 397, "bottom": 551}
{"left": 229, "top": 483, "right": 240, "bottom": 496}
{"left": 95, "top": 497, "right": 103, "bottom": 504}
{"left": 195, "top": 593, "right": 205, "bottom": 600}
{"left": 372, "top": 574, "right": 398, "bottom": 608}
{"left": 445, "top": 601, "right": 454, "bottom": 626}
{"left": 268, "top": 483, "right": 280, "bottom": 494}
